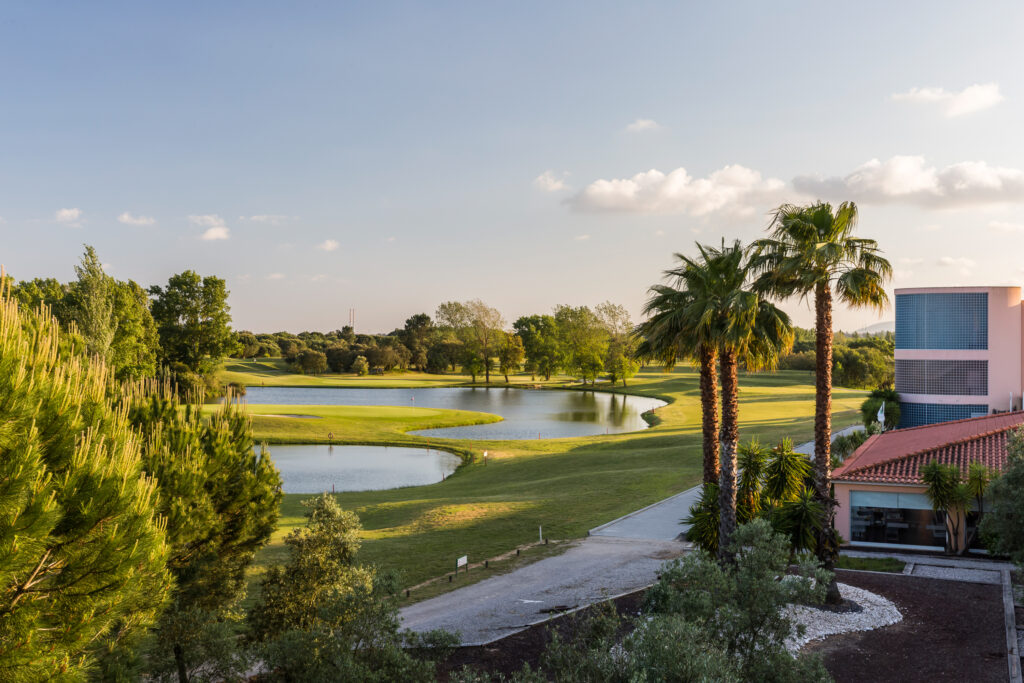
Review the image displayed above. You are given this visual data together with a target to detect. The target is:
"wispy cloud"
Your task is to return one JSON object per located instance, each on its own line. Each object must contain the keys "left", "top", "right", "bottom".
{"left": 189, "top": 214, "right": 230, "bottom": 240}
{"left": 574, "top": 234, "right": 590, "bottom": 241}
{"left": 892, "top": 83, "right": 1003, "bottom": 117}
{"left": 55, "top": 208, "right": 82, "bottom": 227}
{"left": 571, "top": 164, "right": 785, "bottom": 216}
{"left": 243, "top": 214, "right": 293, "bottom": 224}
{"left": 118, "top": 212, "right": 155, "bottom": 226}
{"left": 266, "top": 272, "right": 285, "bottom": 280}
{"left": 317, "top": 239, "right": 339, "bottom": 251}
{"left": 989, "top": 221, "right": 1024, "bottom": 233}
{"left": 793, "top": 156, "right": 1024, "bottom": 208}
{"left": 937, "top": 256, "right": 976, "bottom": 275}
{"left": 625, "top": 118, "right": 662, "bottom": 132}
{"left": 534, "top": 170, "right": 569, "bottom": 192}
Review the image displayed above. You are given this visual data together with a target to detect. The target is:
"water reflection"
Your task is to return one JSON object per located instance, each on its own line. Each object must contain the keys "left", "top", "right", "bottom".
{"left": 266, "top": 444, "right": 461, "bottom": 493}
{"left": 243, "top": 387, "right": 666, "bottom": 440}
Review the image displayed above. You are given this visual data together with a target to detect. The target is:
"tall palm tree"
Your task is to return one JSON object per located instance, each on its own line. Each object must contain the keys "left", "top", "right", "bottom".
{"left": 643, "top": 241, "right": 793, "bottom": 560}
{"left": 751, "top": 202, "right": 891, "bottom": 598}
{"left": 638, "top": 276, "right": 720, "bottom": 486}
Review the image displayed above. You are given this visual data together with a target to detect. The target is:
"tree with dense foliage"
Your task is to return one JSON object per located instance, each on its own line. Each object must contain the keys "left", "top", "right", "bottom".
{"left": 513, "top": 314, "right": 562, "bottom": 380}
{"left": 596, "top": 301, "right": 639, "bottom": 386}
{"left": 498, "top": 333, "right": 525, "bottom": 383}
{"left": 436, "top": 300, "right": 505, "bottom": 383}
{"left": 981, "top": 427, "right": 1024, "bottom": 561}
{"left": 249, "top": 495, "right": 455, "bottom": 681}
{"left": 112, "top": 385, "right": 282, "bottom": 681}
{"left": 293, "top": 348, "right": 328, "bottom": 375}
{"left": 150, "top": 270, "right": 237, "bottom": 377}
{"left": 751, "top": 201, "right": 891, "bottom": 599}
{"left": 0, "top": 279, "right": 172, "bottom": 681}
{"left": 351, "top": 355, "right": 369, "bottom": 376}
{"left": 401, "top": 313, "right": 434, "bottom": 370}
{"left": 553, "top": 305, "right": 607, "bottom": 384}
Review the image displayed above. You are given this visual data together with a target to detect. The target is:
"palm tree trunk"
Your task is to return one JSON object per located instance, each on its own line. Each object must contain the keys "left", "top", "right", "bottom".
{"left": 699, "top": 345, "right": 720, "bottom": 485}
{"left": 814, "top": 281, "right": 842, "bottom": 603}
{"left": 717, "top": 347, "right": 739, "bottom": 563}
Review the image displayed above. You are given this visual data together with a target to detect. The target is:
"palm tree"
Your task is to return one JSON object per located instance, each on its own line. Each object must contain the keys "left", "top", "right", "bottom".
{"left": 751, "top": 201, "right": 891, "bottom": 598}
{"left": 637, "top": 270, "right": 721, "bottom": 486}
{"left": 669, "top": 241, "right": 794, "bottom": 560}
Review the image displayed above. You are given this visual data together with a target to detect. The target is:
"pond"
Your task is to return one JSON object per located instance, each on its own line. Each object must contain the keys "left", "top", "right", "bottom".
{"left": 267, "top": 444, "right": 462, "bottom": 493}
{"left": 242, "top": 386, "right": 666, "bottom": 440}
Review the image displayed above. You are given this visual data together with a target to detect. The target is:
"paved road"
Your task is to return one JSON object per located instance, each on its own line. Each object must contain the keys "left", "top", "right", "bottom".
{"left": 401, "top": 426, "right": 863, "bottom": 645}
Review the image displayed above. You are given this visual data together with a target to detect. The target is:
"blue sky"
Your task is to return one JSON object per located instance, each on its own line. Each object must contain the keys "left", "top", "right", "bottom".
{"left": 3, "top": 1, "right": 1024, "bottom": 332}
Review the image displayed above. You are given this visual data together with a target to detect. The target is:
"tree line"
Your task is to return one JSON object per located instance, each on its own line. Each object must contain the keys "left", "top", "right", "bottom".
{"left": 5, "top": 245, "right": 237, "bottom": 397}
{"left": 237, "top": 299, "right": 641, "bottom": 386}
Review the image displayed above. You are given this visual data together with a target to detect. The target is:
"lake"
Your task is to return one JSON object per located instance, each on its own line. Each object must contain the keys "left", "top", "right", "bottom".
{"left": 267, "top": 444, "right": 462, "bottom": 493}
{"left": 242, "top": 386, "right": 666, "bottom": 439}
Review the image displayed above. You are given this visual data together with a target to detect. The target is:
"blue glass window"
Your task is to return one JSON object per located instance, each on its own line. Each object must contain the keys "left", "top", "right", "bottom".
{"left": 895, "top": 293, "right": 988, "bottom": 350}
{"left": 895, "top": 360, "right": 988, "bottom": 396}
{"left": 898, "top": 402, "right": 989, "bottom": 428}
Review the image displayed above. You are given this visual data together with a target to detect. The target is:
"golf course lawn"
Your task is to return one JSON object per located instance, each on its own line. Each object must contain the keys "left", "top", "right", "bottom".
{"left": 222, "top": 357, "right": 578, "bottom": 388}
{"left": 242, "top": 367, "right": 867, "bottom": 600}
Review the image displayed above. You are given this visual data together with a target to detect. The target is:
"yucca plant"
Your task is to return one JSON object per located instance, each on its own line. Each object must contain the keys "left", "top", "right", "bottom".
{"left": 737, "top": 439, "right": 768, "bottom": 523}
{"left": 684, "top": 483, "right": 721, "bottom": 554}
{"left": 762, "top": 438, "right": 811, "bottom": 506}
{"left": 0, "top": 273, "right": 171, "bottom": 681}
{"left": 772, "top": 487, "right": 825, "bottom": 556}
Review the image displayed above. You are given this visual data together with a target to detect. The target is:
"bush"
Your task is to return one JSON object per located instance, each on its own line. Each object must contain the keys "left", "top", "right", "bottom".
{"left": 294, "top": 349, "right": 328, "bottom": 375}
{"left": 351, "top": 355, "right": 369, "bottom": 376}
{"left": 861, "top": 387, "right": 900, "bottom": 429}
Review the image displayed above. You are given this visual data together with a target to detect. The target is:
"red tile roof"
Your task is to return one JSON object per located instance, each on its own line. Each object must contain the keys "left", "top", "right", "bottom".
{"left": 833, "top": 411, "right": 1024, "bottom": 485}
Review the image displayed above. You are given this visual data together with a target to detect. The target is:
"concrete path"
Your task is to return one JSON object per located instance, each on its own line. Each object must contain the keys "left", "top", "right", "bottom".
{"left": 400, "top": 427, "right": 862, "bottom": 645}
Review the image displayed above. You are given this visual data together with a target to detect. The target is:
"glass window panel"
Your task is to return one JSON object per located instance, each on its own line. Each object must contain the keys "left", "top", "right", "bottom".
{"left": 851, "top": 491, "right": 899, "bottom": 508}
{"left": 895, "top": 293, "right": 988, "bottom": 350}
{"left": 898, "top": 402, "right": 989, "bottom": 428}
{"left": 850, "top": 506, "right": 946, "bottom": 547}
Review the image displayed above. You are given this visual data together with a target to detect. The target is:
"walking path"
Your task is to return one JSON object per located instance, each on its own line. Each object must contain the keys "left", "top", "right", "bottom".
{"left": 401, "top": 427, "right": 868, "bottom": 645}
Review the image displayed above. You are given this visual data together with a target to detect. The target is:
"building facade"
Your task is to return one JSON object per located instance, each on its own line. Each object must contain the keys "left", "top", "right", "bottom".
{"left": 895, "top": 286, "right": 1024, "bottom": 428}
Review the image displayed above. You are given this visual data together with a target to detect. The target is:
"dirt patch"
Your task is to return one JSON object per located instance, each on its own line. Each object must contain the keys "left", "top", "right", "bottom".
{"left": 437, "top": 570, "right": 1008, "bottom": 682}
{"left": 807, "top": 570, "right": 1006, "bottom": 683}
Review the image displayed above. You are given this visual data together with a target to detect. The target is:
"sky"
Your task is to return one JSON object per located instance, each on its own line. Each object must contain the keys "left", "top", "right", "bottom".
{"left": 3, "top": 1, "right": 1024, "bottom": 333}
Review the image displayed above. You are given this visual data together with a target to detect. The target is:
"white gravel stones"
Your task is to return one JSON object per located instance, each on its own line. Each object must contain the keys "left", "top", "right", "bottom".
{"left": 786, "top": 583, "right": 902, "bottom": 652}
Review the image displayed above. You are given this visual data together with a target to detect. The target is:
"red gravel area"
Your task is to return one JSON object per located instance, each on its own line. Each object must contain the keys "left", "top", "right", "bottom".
{"left": 439, "top": 570, "right": 1008, "bottom": 682}
{"left": 807, "top": 569, "right": 1006, "bottom": 682}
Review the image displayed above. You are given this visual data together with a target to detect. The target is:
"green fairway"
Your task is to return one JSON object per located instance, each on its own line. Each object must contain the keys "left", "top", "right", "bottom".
{"left": 221, "top": 357, "right": 577, "bottom": 388}
{"left": 246, "top": 367, "right": 867, "bottom": 599}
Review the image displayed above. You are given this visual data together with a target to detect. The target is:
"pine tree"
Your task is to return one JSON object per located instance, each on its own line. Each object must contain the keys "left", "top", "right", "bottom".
{"left": 0, "top": 274, "right": 171, "bottom": 681}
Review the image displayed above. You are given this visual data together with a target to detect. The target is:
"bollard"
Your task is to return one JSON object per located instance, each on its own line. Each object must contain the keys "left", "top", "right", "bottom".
{"left": 485, "top": 560, "right": 489, "bottom": 569}
{"left": 406, "top": 589, "right": 410, "bottom": 597}
{"left": 516, "top": 548, "right": 520, "bottom": 556}
{"left": 449, "top": 575, "right": 453, "bottom": 583}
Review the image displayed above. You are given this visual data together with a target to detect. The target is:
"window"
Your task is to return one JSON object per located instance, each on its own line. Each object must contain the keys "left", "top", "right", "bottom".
{"left": 898, "top": 402, "right": 989, "bottom": 428}
{"left": 895, "top": 359, "right": 988, "bottom": 396}
{"left": 895, "top": 292, "right": 988, "bottom": 350}
{"left": 850, "top": 491, "right": 946, "bottom": 548}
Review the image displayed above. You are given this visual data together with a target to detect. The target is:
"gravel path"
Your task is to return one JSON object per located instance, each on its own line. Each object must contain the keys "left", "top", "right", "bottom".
{"left": 786, "top": 583, "right": 902, "bottom": 652}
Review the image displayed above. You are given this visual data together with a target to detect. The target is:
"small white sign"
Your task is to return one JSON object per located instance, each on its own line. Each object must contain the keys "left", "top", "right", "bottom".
{"left": 456, "top": 555, "right": 468, "bottom": 568}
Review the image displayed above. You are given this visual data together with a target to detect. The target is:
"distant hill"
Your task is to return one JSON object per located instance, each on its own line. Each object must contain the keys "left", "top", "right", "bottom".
{"left": 854, "top": 320, "right": 895, "bottom": 335}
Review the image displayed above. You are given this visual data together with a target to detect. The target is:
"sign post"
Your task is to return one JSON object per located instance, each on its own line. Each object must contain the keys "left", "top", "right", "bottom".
{"left": 456, "top": 555, "right": 468, "bottom": 575}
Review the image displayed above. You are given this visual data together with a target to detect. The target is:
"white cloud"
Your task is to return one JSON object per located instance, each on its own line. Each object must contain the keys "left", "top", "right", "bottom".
{"left": 571, "top": 164, "right": 786, "bottom": 216}
{"left": 317, "top": 239, "right": 339, "bottom": 252}
{"left": 118, "top": 212, "right": 155, "bottom": 226}
{"left": 189, "top": 214, "right": 231, "bottom": 240}
{"left": 989, "top": 221, "right": 1024, "bottom": 233}
{"left": 625, "top": 118, "right": 662, "bottom": 132}
{"left": 244, "top": 214, "right": 292, "bottom": 224}
{"left": 386, "top": 236, "right": 396, "bottom": 243}
{"left": 534, "top": 170, "right": 569, "bottom": 192}
{"left": 654, "top": 229, "right": 665, "bottom": 237}
{"left": 266, "top": 272, "right": 285, "bottom": 280}
{"left": 574, "top": 234, "right": 591, "bottom": 241}
{"left": 892, "top": 83, "right": 1003, "bottom": 117}
{"left": 937, "top": 256, "right": 976, "bottom": 275}
{"left": 55, "top": 208, "right": 82, "bottom": 226}
{"left": 793, "top": 156, "right": 1024, "bottom": 208}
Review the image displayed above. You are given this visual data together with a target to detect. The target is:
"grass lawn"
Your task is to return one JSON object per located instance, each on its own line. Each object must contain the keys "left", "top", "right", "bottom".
{"left": 243, "top": 367, "right": 867, "bottom": 600}
{"left": 836, "top": 555, "right": 907, "bottom": 573}
{"left": 221, "top": 357, "right": 578, "bottom": 388}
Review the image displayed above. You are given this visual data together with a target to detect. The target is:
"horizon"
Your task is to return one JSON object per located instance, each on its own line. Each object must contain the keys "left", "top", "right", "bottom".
{"left": 3, "top": 1, "right": 1023, "bottom": 333}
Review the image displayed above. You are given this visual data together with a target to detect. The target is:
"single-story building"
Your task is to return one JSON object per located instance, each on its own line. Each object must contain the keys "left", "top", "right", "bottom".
{"left": 833, "top": 411, "right": 1024, "bottom": 552}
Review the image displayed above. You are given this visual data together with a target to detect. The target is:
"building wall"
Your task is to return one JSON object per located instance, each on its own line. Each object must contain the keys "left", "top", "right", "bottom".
{"left": 895, "top": 286, "right": 1023, "bottom": 427}
{"left": 835, "top": 481, "right": 971, "bottom": 551}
